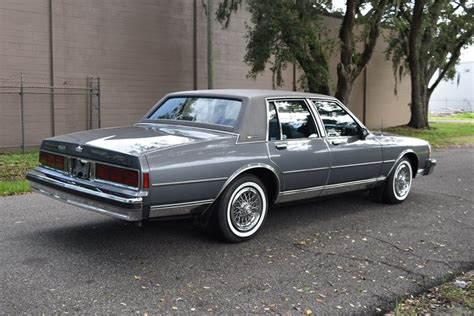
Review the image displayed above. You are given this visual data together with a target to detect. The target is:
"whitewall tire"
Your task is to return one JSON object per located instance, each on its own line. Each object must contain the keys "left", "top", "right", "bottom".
{"left": 383, "top": 158, "right": 413, "bottom": 204}
{"left": 217, "top": 175, "right": 268, "bottom": 242}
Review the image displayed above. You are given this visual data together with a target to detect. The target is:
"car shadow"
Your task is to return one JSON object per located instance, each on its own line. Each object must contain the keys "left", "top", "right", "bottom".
{"left": 27, "top": 191, "right": 394, "bottom": 255}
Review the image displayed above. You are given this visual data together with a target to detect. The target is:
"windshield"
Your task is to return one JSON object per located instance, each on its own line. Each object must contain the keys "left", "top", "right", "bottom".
{"left": 147, "top": 97, "right": 242, "bottom": 128}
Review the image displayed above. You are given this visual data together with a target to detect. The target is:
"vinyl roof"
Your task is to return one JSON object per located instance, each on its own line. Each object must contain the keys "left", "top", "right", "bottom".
{"left": 157, "top": 89, "right": 338, "bottom": 143}
{"left": 166, "top": 89, "right": 335, "bottom": 100}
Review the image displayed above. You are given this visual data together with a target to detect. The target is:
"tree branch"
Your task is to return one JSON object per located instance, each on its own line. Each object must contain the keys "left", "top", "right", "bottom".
{"left": 216, "top": 0, "right": 244, "bottom": 28}
{"left": 428, "top": 30, "right": 473, "bottom": 94}
{"left": 352, "top": 0, "right": 388, "bottom": 80}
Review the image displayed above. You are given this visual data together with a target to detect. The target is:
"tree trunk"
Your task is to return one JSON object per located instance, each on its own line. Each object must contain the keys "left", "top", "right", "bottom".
{"left": 335, "top": 0, "right": 356, "bottom": 105}
{"left": 407, "top": 0, "right": 428, "bottom": 129}
{"left": 422, "top": 88, "right": 432, "bottom": 128}
{"left": 335, "top": 63, "right": 352, "bottom": 105}
{"left": 408, "top": 80, "right": 427, "bottom": 128}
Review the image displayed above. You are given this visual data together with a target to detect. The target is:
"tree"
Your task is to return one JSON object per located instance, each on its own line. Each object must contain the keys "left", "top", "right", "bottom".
{"left": 217, "top": 0, "right": 389, "bottom": 106}
{"left": 336, "top": 0, "right": 389, "bottom": 105}
{"left": 386, "top": 0, "right": 473, "bottom": 128}
{"left": 219, "top": 0, "right": 333, "bottom": 94}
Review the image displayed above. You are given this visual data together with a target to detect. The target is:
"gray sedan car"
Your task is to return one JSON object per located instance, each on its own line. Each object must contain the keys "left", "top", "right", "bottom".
{"left": 27, "top": 89, "right": 436, "bottom": 242}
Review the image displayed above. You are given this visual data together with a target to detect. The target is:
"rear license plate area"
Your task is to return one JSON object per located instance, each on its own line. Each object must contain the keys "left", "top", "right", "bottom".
{"left": 70, "top": 158, "right": 91, "bottom": 180}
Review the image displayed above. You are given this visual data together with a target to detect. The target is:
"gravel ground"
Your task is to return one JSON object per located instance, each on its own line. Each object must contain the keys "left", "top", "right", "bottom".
{"left": 0, "top": 148, "right": 472, "bottom": 314}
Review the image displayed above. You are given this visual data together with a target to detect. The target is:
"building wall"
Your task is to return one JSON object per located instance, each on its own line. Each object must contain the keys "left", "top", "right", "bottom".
{"left": 0, "top": 0, "right": 411, "bottom": 149}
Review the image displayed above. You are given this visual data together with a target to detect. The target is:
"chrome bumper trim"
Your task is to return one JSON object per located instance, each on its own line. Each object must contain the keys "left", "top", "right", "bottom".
{"left": 417, "top": 158, "right": 436, "bottom": 177}
{"left": 27, "top": 170, "right": 143, "bottom": 221}
{"left": 423, "top": 158, "right": 437, "bottom": 176}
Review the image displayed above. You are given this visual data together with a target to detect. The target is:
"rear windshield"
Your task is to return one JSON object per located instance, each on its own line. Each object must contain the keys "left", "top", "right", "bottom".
{"left": 147, "top": 97, "right": 242, "bottom": 127}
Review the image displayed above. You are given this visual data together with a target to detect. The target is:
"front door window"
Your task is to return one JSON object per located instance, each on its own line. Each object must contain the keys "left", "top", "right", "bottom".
{"left": 312, "top": 101, "right": 360, "bottom": 137}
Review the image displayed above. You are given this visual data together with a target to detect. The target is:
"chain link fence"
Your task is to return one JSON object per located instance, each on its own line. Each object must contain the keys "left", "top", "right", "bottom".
{"left": 429, "top": 98, "right": 473, "bottom": 113}
{"left": 0, "top": 74, "right": 101, "bottom": 152}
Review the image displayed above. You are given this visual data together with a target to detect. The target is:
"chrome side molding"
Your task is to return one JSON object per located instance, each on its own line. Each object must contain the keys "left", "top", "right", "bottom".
{"left": 149, "top": 199, "right": 214, "bottom": 218}
{"left": 152, "top": 177, "right": 227, "bottom": 187}
{"left": 276, "top": 177, "right": 386, "bottom": 203}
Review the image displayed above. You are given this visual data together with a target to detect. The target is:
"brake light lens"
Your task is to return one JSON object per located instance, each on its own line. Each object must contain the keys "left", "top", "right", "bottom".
{"left": 39, "top": 151, "right": 65, "bottom": 170}
{"left": 95, "top": 163, "right": 139, "bottom": 188}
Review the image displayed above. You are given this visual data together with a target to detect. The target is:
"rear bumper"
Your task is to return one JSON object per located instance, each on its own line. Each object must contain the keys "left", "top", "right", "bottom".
{"left": 417, "top": 158, "right": 437, "bottom": 177}
{"left": 27, "top": 169, "right": 144, "bottom": 221}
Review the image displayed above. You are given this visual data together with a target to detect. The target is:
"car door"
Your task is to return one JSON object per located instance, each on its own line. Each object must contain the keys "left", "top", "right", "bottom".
{"left": 310, "top": 99, "right": 382, "bottom": 185}
{"left": 266, "top": 99, "right": 330, "bottom": 192}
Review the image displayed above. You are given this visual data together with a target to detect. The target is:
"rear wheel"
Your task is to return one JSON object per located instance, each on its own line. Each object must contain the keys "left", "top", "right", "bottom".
{"left": 382, "top": 157, "right": 413, "bottom": 204}
{"left": 216, "top": 175, "right": 268, "bottom": 242}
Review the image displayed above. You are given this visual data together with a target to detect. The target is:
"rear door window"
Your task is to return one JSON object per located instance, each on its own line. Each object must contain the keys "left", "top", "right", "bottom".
{"left": 268, "top": 100, "right": 318, "bottom": 140}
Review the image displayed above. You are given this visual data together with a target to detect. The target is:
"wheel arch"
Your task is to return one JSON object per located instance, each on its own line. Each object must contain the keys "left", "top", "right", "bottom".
{"left": 217, "top": 163, "right": 282, "bottom": 205}
{"left": 388, "top": 149, "right": 419, "bottom": 178}
{"left": 404, "top": 152, "right": 419, "bottom": 177}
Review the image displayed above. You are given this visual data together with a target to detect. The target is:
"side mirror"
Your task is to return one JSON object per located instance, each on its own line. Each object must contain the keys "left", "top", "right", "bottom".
{"left": 359, "top": 128, "right": 369, "bottom": 140}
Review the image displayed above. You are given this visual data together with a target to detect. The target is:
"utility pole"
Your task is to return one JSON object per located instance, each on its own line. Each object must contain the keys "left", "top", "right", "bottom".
{"left": 193, "top": 0, "right": 198, "bottom": 90}
{"left": 206, "top": 0, "right": 214, "bottom": 89}
{"left": 49, "top": 0, "right": 55, "bottom": 136}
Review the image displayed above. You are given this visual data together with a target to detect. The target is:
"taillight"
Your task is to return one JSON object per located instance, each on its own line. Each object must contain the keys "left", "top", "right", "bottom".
{"left": 39, "top": 151, "right": 65, "bottom": 170}
{"left": 143, "top": 172, "right": 149, "bottom": 189}
{"left": 95, "top": 163, "right": 139, "bottom": 188}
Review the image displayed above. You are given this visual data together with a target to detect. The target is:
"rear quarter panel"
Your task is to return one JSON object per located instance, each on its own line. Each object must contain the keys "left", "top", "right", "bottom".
{"left": 145, "top": 137, "right": 279, "bottom": 206}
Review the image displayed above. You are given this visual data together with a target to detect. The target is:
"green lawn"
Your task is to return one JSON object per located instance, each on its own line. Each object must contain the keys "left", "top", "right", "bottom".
{"left": 429, "top": 112, "right": 474, "bottom": 121}
{"left": 386, "top": 122, "right": 474, "bottom": 148}
{"left": 0, "top": 151, "right": 38, "bottom": 196}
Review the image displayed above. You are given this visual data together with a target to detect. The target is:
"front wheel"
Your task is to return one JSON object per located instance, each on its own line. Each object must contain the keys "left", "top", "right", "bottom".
{"left": 382, "top": 158, "right": 413, "bottom": 204}
{"left": 216, "top": 175, "right": 268, "bottom": 242}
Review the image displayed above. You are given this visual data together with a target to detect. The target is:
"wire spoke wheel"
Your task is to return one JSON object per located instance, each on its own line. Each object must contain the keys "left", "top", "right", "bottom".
{"left": 230, "top": 187, "right": 263, "bottom": 232}
{"left": 392, "top": 161, "right": 412, "bottom": 200}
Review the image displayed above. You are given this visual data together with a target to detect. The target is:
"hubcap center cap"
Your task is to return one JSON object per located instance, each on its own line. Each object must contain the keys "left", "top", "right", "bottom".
{"left": 242, "top": 202, "right": 251, "bottom": 213}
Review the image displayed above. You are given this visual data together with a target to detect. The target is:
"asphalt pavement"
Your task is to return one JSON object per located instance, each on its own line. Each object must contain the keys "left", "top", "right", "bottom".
{"left": 0, "top": 148, "right": 473, "bottom": 314}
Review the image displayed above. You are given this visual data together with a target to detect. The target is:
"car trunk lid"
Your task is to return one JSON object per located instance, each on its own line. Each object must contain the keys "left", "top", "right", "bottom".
{"left": 41, "top": 124, "right": 234, "bottom": 168}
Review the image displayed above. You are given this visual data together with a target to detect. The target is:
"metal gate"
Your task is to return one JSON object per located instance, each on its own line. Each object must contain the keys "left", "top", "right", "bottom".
{"left": 0, "top": 73, "right": 101, "bottom": 152}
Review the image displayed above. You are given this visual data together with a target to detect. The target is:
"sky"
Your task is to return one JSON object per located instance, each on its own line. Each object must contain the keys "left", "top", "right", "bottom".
{"left": 331, "top": 0, "right": 474, "bottom": 63}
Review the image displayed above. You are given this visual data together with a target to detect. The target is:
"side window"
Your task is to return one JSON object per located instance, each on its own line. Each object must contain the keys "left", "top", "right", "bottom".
{"left": 272, "top": 100, "right": 318, "bottom": 140}
{"left": 312, "top": 100, "right": 360, "bottom": 137}
{"left": 268, "top": 102, "right": 281, "bottom": 141}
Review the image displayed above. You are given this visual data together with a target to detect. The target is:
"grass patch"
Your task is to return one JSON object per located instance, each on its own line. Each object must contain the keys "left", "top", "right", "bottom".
{"left": 429, "top": 112, "right": 474, "bottom": 121}
{"left": 393, "top": 272, "right": 474, "bottom": 314}
{"left": 385, "top": 122, "right": 474, "bottom": 148}
{"left": 0, "top": 150, "right": 38, "bottom": 196}
{"left": 440, "top": 280, "right": 474, "bottom": 310}
{"left": 0, "top": 180, "right": 32, "bottom": 196}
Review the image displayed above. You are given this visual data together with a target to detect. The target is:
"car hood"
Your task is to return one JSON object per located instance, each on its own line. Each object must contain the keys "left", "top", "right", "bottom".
{"left": 43, "top": 123, "right": 235, "bottom": 156}
{"left": 372, "top": 132, "right": 429, "bottom": 147}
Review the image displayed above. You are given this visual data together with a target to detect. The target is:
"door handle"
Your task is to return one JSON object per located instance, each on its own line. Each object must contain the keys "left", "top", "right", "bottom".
{"left": 275, "top": 142, "right": 287, "bottom": 150}
{"left": 331, "top": 139, "right": 344, "bottom": 146}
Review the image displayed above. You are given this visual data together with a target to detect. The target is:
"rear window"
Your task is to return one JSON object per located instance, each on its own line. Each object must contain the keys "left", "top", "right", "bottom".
{"left": 147, "top": 97, "right": 242, "bottom": 127}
